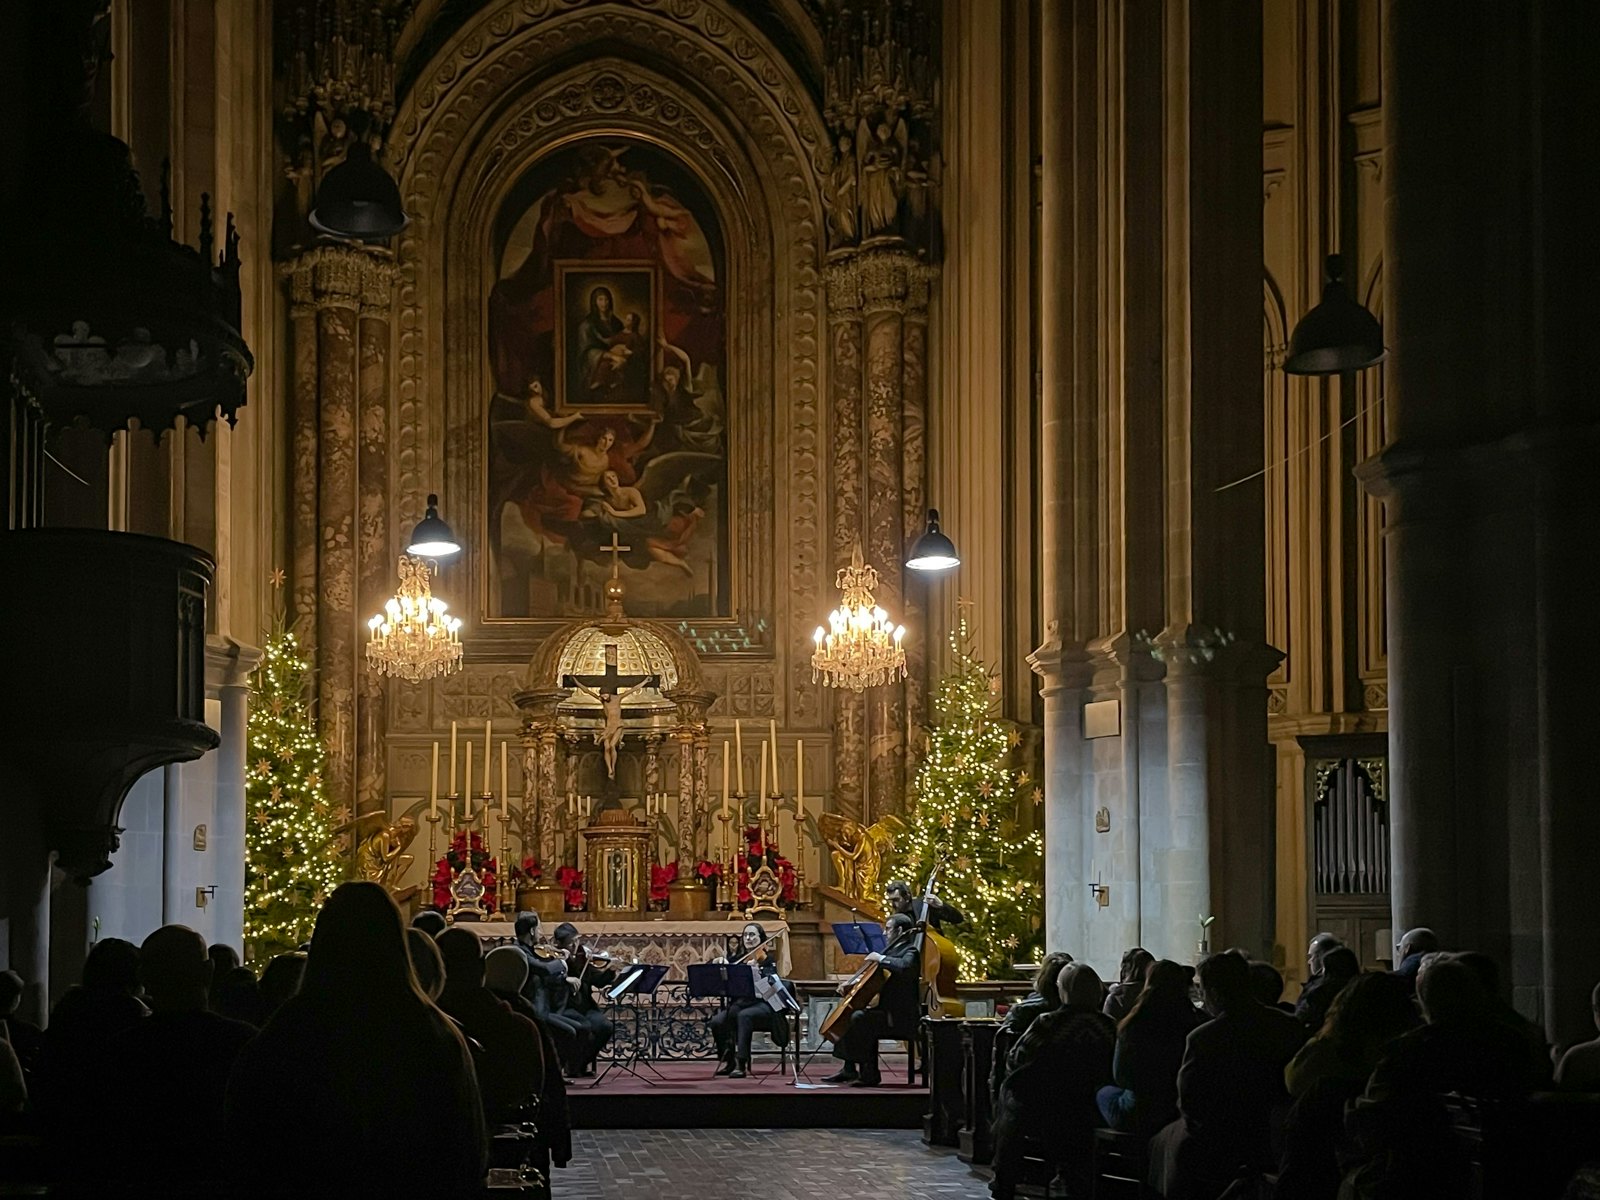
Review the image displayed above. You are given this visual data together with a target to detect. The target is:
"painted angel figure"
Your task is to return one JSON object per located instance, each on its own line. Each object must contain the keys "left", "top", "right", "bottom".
{"left": 571, "top": 679, "right": 651, "bottom": 779}
{"left": 857, "top": 116, "right": 908, "bottom": 237}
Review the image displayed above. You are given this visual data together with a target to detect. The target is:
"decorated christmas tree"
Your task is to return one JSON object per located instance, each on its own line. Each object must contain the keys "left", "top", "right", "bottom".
{"left": 894, "top": 609, "right": 1044, "bottom": 979}
{"left": 244, "top": 627, "right": 344, "bottom": 960}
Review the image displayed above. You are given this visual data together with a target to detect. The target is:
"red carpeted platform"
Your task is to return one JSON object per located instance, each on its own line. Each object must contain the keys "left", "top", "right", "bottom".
{"left": 567, "top": 1057, "right": 927, "bottom": 1130}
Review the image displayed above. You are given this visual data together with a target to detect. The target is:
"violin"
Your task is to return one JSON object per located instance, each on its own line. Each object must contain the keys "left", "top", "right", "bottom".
{"left": 531, "top": 943, "right": 566, "bottom": 961}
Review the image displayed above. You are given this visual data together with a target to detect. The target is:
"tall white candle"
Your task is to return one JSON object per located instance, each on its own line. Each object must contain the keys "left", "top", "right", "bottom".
{"left": 759, "top": 740, "right": 769, "bottom": 802}
{"left": 796, "top": 739, "right": 804, "bottom": 820}
{"left": 430, "top": 742, "right": 439, "bottom": 818}
{"left": 501, "top": 741, "right": 509, "bottom": 816}
{"left": 734, "top": 719, "right": 744, "bottom": 794}
{"left": 484, "top": 720, "right": 492, "bottom": 789}
{"left": 769, "top": 720, "right": 779, "bottom": 791}
{"left": 721, "top": 741, "right": 731, "bottom": 818}
{"left": 450, "top": 721, "right": 458, "bottom": 795}
{"left": 465, "top": 742, "right": 474, "bottom": 813}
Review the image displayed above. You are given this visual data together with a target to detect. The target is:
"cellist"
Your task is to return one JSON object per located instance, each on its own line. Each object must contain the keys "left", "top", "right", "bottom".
{"left": 824, "top": 912, "right": 918, "bottom": 1087}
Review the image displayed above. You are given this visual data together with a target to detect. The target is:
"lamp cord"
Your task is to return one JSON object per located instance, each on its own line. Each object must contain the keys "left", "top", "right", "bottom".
{"left": 1214, "top": 389, "right": 1383, "bottom": 493}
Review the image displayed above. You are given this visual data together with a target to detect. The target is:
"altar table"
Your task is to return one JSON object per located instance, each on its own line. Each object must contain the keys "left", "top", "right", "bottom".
{"left": 465, "top": 919, "right": 793, "bottom": 979}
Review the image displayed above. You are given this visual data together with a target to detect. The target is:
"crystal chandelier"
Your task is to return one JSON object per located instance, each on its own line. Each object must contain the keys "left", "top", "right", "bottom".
{"left": 812, "top": 544, "right": 907, "bottom": 692}
{"left": 366, "top": 555, "right": 463, "bottom": 681}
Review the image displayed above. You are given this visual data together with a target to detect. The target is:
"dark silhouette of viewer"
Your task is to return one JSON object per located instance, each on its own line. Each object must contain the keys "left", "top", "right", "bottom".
{"left": 256, "top": 951, "right": 305, "bottom": 1020}
{"left": 0, "top": 969, "right": 43, "bottom": 1078}
{"left": 1148, "top": 950, "right": 1306, "bottom": 1200}
{"left": 1097, "top": 958, "right": 1205, "bottom": 1136}
{"left": 33, "top": 937, "right": 145, "bottom": 1136}
{"left": 485, "top": 944, "right": 573, "bottom": 1178}
{"left": 225, "top": 881, "right": 487, "bottom": 1197}
{"left": 1103, "top": 947, "right": 1154, "bottom": 1022}
{"left": 107, "top": 925, "right": 257, "bottom": 1187}
{"left": 437, "top": 927, "right": 548, "bottom": 1125}
{"left": 990, "top": 951, "right": 1073, "bottom": 1097}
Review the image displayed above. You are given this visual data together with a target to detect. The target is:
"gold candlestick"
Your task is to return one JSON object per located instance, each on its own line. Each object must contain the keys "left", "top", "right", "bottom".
{"left": 493, "top": 802, "right": 511, "bottom": 917}
{"left": 790, "top": 804, "right": 808, "bottom": 904}
{"left": 715, "top": 803, "right": 738, "bottom": 912}
{"left": 425, "top": 807, "right": 442, "bottom": 897}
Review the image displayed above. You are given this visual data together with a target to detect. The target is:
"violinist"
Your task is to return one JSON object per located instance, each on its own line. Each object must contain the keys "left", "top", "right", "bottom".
{"left": 825, "top": 912, "right": 918, "bottom": 1087}
{"left": 552, "top": 922, "right": 617, "bottom": 1076}
{"left": 512, "top": 912, "right": 588, "bottom": 1078}
{"left": 709, "top": 922, "right": 793, "bottom": 1079}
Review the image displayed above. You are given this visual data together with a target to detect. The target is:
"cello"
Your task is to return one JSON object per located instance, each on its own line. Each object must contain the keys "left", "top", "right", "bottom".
{"left": 818, "top": 860, "right": 956, "bottom": 1043}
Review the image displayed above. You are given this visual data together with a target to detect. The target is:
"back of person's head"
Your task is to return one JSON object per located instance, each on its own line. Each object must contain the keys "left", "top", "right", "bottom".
{"left": 259, "top": 952, "right": 307, "bottom": 1016}
{"left": 1057, "top": 961, "right": 1104, "bottom": 1009}
{"left": 885, "top": 913, "right": 915, "bottom": 939}
{"left": 1308, "top": 932, "right": 1341, "bottom": 973}
{"left": 1398, "top": 927, "right": 1439, "bottom": 960}
{"left": 140, "top": 925, "right": 213, "bottom": 1012}
{"left": 1033, "top": 952, "right": 1073, "bottom": 1007}
{"left": 215, "top": 966, "right": 264, "bottom": 1025}
{"left": 513, "top": 912, "right": 540, "bottom": 943}
{"left": 303, "top": 881, "right": 425, "bottom": 1010}
{"left": 208, "top": 943, "right": 241, "bottom": 976}
{"left": 1454, "top": 951, "right": 1502, "bottom": 1001}
{"left": 1321, "top": 945, "right": 1360, "bottom": 980}
{"left": 81, "top": 937, "right": 141, "bottom": 994}
{"left": 1119, "top": 947, "right": 1154, "bottom": 985}
{"left": 1122, "top": 958, "right": 1193, "bottom": 1032}
{"left": 0, "top": 971, "right": 21, "bottom": 1017}
{"left": 1417, "top": 956, "right": 1485, "bottom": 1025}
{"left": 407, "top": 929, "right": 445, "bottom": 1000}
{"left": 411, "top": 910, "right": 447, "bottom": 938}
{"left": 1319, "top": 970, "right": 1418, "bottom": 1054}
{"left": 1197, "top": 951, "right": 1253, "bottom": 1012}
{"left": 553, "top": 922, "right": 579, "bottom": 947}
{"left": 1248, "top": 960, "right": 1285, "bottom": 1007}
{"left": 484, "top": 946, "right": 529, "bottom": 995}
{"left": 437, "top": 928, "right": 485, "bottom": 987}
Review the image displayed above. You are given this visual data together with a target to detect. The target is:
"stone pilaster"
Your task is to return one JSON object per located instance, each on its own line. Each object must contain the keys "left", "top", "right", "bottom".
{"left": 825, "top": 261, "right": 866, "bottom": 823}
{"left": 355, "top": 263, "right": 394, "bottom": 817}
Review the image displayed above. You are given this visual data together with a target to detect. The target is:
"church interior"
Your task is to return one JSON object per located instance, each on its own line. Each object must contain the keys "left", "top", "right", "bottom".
{"left": 0, "top": 0, "right": 1596, "bottom": 1197}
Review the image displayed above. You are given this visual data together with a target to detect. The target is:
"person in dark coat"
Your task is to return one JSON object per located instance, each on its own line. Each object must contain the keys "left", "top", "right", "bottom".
{"left": 1391, "top": 927, "right": 1439, "bottom": 992}
{"left": 1097, "top": 958, "right": 1205, "bottom": 1136}
{"left": 1104, "top": 947, "right": 1155, "bottom": 1023}
{"left": 485, "top": 946, "right": 572, "bottom": 1178}
{"left": 991, "top": 951, "right": 1074, "bottom": 1097}
{"left": 225, "top": 882, "right": 487, "bottom": 1198}
{"left": 1295, "top": 945, "right": 1359, "bottom": 1034}
{"left": 552, "top": 921, "right": 617, "bottom": 1076}
{"left": 709, "top": 922, "right": 793, "bottom": 1078}
{"left": 826, "top": 912, "right": 919, "bottom": 1087}
{"left": 990, "top": 962, "right": 1116, "bottom": 1200}
{"left": 1147, "top": 951, "right": 1307, "bottom": 1200}
{"left": 513, "top": 911, "right": 586, "bottom": 1077}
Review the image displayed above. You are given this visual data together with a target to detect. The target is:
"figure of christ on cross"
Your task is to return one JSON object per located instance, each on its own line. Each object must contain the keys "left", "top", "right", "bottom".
{"left": 563, "top": 536, "right": 660, "bottom": 780}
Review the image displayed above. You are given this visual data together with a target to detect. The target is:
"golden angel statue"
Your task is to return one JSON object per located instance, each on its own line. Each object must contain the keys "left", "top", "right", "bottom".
{"left": 817, "top": 812, "right": 906, "bottom": 904}
{"left": 347, "top": 813, "right": 420, "bottom": 902}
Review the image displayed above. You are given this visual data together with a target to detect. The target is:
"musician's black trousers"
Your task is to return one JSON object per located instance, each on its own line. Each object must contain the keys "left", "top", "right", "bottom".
{"left": 534, "top": 1011, "right": 586, "bottom": 1074}
{"left": 831, "top": 1009, "right": 892, "bottom": 1080}
{"left": 573, "top": 1009, "right": 612, "bottom": 1069}
{"left": 710, "top": 998, "right": 787, "bottom": 1061}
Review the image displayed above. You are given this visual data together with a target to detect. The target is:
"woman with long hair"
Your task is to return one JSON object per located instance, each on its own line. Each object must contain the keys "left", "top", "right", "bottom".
{"left": 990, "top": 951, "right": 1073, "bottom": 1097}
{"left": 1103, "top": 946, "right": 1155, "bottom": 1022}
{"left": 225, "top": 882, "right": 487, "bottom": 1197}
{"left": 1095, "top": 958, "right": 1204, "bottom": 1135}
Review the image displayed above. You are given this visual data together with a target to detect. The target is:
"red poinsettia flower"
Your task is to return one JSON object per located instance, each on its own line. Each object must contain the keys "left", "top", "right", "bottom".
{"left": 695, "top": 859, "right": 721, "bottom": 882}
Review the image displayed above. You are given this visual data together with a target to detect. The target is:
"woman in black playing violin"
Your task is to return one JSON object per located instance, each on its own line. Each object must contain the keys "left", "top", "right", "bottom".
{"left": 552, "top": 921, "right": 617, "bottom": 1076}
{"left": 709, "top": 922, "right": 793, "bottom": 1079}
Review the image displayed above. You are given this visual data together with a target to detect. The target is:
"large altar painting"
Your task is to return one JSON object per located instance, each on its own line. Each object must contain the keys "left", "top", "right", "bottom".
{"left": 486, "top": 140, "right": 728, "bottom": 620}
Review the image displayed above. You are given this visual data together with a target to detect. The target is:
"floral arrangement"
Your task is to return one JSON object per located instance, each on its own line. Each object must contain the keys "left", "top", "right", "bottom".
{"left": 649, "top": 861, "right": 679, "bottom": 905}
{"left": 736, "top": 825, "right": 798, "bottom": 907}
{"left": 556, "top": 865, "right": 585, "bottom": 911}
{"left": 430, "top": 830, "right": 498, "bottom": 912}
{"left": 694, "top": 859, "right": 722, "bottom": 885}
{"left": 508, "top": 857, "right": 542, "bottom": 889}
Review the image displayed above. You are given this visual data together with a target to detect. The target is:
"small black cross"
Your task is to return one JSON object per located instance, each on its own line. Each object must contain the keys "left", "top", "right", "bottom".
{"left": 562, "top": 640, "right": 658, "bottom": 696}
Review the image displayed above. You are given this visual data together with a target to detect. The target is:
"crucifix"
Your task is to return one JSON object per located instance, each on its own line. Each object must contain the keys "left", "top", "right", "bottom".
{"left": 563, "top": 537, "right": 660, "bottom": 780}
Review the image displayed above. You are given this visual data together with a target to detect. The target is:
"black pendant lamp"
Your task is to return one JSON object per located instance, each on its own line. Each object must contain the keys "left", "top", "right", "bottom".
{"left": 308, "top": 142, "right": 409, "bottom": 242}
{"left": 1283, "top": 254, "right": 1385, "bottom": 376}
{"left": 906, "top": 508, "right": 960, "bottom": 572}
{"left": 406, "top": 494, "right": 461, "bottom": 559}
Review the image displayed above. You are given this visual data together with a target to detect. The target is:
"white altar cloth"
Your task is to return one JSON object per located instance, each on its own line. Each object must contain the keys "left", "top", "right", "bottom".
{"left": 465, "top": 919, "right": 792, "bottom": 979}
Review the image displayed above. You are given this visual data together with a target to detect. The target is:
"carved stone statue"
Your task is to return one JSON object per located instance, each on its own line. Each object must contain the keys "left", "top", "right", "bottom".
{"left": 825, "top": 134, "right": 859, "bottom": 244}
{"left": 818, "top": 812, "right": 906, "bottom": 903}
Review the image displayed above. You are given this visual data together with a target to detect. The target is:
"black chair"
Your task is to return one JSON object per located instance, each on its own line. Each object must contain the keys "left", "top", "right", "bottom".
{"left": 1092, "top": 1128, "right": 1154, "bottom": 1199}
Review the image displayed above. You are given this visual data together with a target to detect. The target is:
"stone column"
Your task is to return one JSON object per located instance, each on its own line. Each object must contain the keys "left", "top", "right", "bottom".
{"left": 535, "top": 725, "right": 558, "bottom": 866}
{"left": 285, "top": 286, "right": 320, "bottom": 644}
{"left": 355, "top": 264, "right": 395, "bottom": 816}
{"left": 206, "top": 636, "right": 261, "bottom": 955}
{"left": 692, "top": 728, "right": 711, "bottom": 863}
{"left": 901, "top": 282, "right": 931, "bottom": 766}
{"left": 825, "top": 262, "right": 866, "bottom": 822}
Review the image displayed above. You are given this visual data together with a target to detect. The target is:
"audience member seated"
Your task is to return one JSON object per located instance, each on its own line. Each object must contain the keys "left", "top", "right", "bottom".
{"left": 1296, "top": 944, "right": 1359, "bottom": 1034}
{"left": 1097, "top": 958, "right": 1205, "bottom": 1136}
{"left": 1296, "top": 933, "right": 1340, "bottom": 1007}
{"left": 257, "top": 951, "right": 306, "bottom": 1020}
{"left": 408, "top": 926, "right": 447, "bottom": 1000}
{"left": 1104, "top": 947, "right": 1155, "bottom": 1023}
{"left": 32, "top": 937, "right": 146, "bottom": 1131}
{"left": 1456, "top": 949, "right": 1553, "bottom": 1087}
{"left": 437, "top": 928, "right": 548, "bottom": 1125}
{"left": 1391, "top": 927, "right": 1439, "bottom": 993}
{"left": 1249, "top": 960, "right": 1294, "bottom": 1013}
{"left": 103, "top": 925, "right": 258, "bottom": 1188}
{"left": 1147, "top": 950, "right": 1306, "bottom": 1200}
{"left": 225, "top": 881, "right": 487, "bottom": 1197}
{"left": 1342, "top": 955, "right": 1540, "bottom": 1198}
{"left": 484, "top": 945, "right": 573, "bottom": 1176}
{"left": 207, "top": 942, "right": 241, "bottom": 1009}
{"left": 990, "top": 962, "right": 1116, "bottom": 1200}
{"left": 412, "top": 909, "right": 448, "bottom": 937}
{"left": 1555, "top": 981, "right": 1600, "bottom": 1091}
{"left": 0, "top": 1026, "right": 24, "bottom": 1117}
{"left": 0, "top": 970, "right": 42, "bottom": 1079}
{"left": 214, "top": 964, "right": 267, "bottom": 1026}
{"left": 991, "top": 951, "right": 1073, "bottom": 1097}
{"left": 1277, "top": 971, "right": 1419, "bottom": 1200}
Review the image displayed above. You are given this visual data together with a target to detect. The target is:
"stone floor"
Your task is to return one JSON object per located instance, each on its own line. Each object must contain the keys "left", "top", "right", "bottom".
{"left": 558, "top": 1128, "right": 991, "bottom": 1198}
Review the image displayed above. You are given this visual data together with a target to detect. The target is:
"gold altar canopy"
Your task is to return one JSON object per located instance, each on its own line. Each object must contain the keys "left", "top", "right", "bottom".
{"left": 515, "top": 571, "right": 716, "bottom": 874}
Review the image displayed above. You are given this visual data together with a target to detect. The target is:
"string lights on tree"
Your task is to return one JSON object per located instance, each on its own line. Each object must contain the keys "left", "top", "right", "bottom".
{"left": 894, "top": 606, "right": 1043, "bottom": 978}
{"left": 245, "top": 627, "right": 343, "bottom": 961}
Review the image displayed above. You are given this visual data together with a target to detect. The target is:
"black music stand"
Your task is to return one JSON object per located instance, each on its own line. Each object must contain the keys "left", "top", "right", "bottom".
{"left": 592, "top": 962, "right": 671, "bottom": 1088}
{"left": 688, "top": 962, "right": 756, "bottom": 1078}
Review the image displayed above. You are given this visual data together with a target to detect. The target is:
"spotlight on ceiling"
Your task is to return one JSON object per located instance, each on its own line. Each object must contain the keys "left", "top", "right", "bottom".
{"left": 1283, "top": 254, "right": 1385, "bottom": 376}
{"left": 906, "top": 508, "right": 960, "bottom": 572}
{"left": 406, "top": 494, "right": 461, "bottom": 559}
{"left": 308, "top": 142, "right": 409, "bottom": 242}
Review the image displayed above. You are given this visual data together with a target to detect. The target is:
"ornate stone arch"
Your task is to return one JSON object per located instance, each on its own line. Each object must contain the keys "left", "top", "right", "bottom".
{"left": 386, "top": 0, "right": 831, "bottom": 732}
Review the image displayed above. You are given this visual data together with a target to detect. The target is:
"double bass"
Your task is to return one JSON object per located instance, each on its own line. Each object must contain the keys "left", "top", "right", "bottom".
{"left": 818, "top": 861, "right": 958, "bottom": 1043}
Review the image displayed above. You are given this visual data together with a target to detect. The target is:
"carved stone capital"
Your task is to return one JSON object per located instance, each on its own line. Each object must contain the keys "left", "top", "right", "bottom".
{"left": 282, "top": 244, "right": 397, "bottom": 316}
